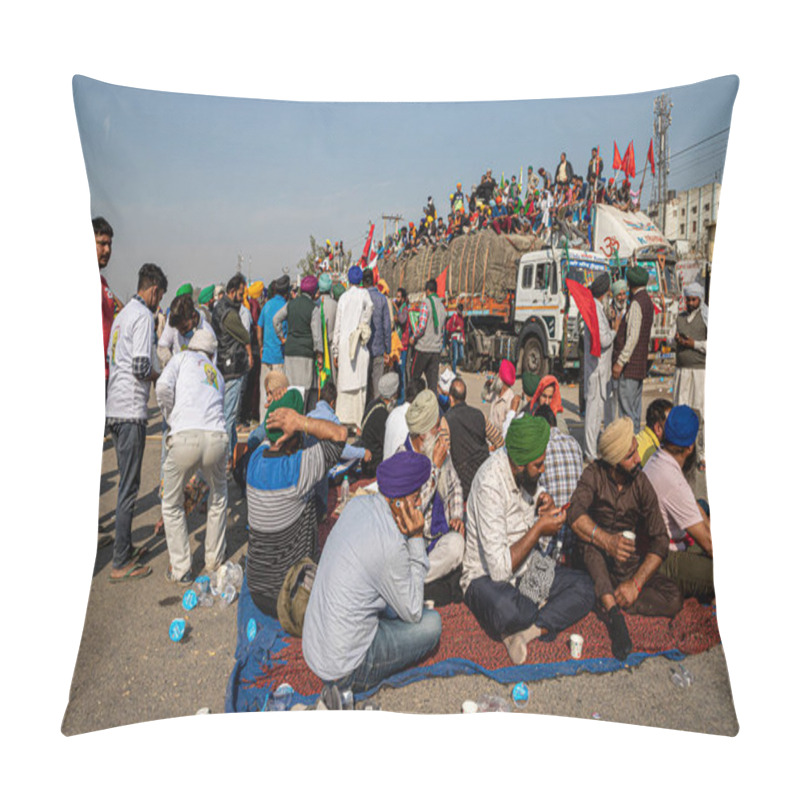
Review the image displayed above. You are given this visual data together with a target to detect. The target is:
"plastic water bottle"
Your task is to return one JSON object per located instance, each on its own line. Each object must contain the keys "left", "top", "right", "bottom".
{"left": 221, "top": 584, "right": 237, "bottom": 605}
{"left": 267, "top": 683, "right": 294, "bottom": 711}
{"left": 182, "top": 589, "right": 198, "bottom": 611}
{"left": 247, "top": 618, "right": 258, "bottom": 642}
{"left": 169, "top": 618, "right": 186, "bottom": 642}
{"left": 511, "top": 682, "right": 530, "bottom": 709}
{"left": 226, "top": 561, "right": 244, "bottom": 589}
{"left": 340, "top": 476, "right": 350, "bottom": 508}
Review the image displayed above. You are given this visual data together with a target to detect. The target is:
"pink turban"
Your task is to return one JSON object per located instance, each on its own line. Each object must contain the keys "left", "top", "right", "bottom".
{"left": 498, "top": 359, "right": 516, "bottom": 387}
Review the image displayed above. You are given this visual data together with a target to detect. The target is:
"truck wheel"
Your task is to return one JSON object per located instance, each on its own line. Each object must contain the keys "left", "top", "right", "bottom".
{"left": 522, "top": 337, "right": 549, "bottom": 376}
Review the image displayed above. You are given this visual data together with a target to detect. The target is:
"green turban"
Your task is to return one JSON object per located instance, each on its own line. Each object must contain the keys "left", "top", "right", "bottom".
{"left": 611, "top": 279, "right": 627, "bottom": 296}
{"left": 626, "top": 266, "right": 649, "bottom": 287}
{"left": 506, "top": 416, "right": 550, "bottom": 466}
{"left": 175, "top": 283, "right": 193, "bottom": 298}
{"left": 264, "top": 388, "right": 305, "bottom": 443}
{"left": 318, "top": 273, "right": 332, "bottom": 293}
{"left": 198, "top": 284, "right": 215, "bottom": 304}
{"left": 522, "top": 371, "right": 541, "bottom": 397}
{"left": 331, "top": 283, "right": 346, "bottom": 301}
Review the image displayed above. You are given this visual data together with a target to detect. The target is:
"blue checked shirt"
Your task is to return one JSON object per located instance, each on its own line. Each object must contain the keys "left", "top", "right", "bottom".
{"left": 538, "top": 427, "right": 584, "bottom": 556}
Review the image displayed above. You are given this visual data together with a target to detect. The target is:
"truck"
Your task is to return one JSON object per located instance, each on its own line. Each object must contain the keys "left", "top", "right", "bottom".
{"left": 402, "top": 241, "right": 609, "bottom": 378}
{"left": 590, "top": 203, "right": 681, "bottom": 353}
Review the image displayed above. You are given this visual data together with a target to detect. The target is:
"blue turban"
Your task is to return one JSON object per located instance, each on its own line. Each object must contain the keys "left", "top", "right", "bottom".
{"left": 377, "top": 451, "right": 431, "bottom": 499}
{"left": 663, "top": 405, "right": 699, "bottom": 447}
{"left": 318, "top": 273, "right": 332, "bottom": 293}
{"left": 348, "top": 265, "right": 363, "bottom": 285}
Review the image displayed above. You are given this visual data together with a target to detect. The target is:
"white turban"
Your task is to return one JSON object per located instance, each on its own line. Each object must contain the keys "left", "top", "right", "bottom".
{"left": 683, "top": 281, "right": 709, "bottom": 325}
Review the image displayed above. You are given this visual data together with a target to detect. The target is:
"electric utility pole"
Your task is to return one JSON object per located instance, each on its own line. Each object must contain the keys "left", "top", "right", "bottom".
{"left": 653, "top": 93, "right": 673, "bottom": 232}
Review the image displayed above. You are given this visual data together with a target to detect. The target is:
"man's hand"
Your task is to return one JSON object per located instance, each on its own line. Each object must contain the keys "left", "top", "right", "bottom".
{"left": 607, "top": 534, "right": 636, "bottom": 563}
{"left": 432, "top": 434, "right": 449, "bottom": 469}
{"left": 536, "top": 507, "right": 567, "bottom": 538}
{"left": 265, "top": 407, "right": 304, "bottom": 447}
{"left": 612, "top": 362, "right": 623, "bottom": 380}
{"left": 614, "top": 580, "right": 639, "bottom": 609}
{"left": 451, "top": 517, "right": 465, "bottom": 536}
{"left": 333, "top": 357, "right": 338, "bottom": 369}
{"left": 383, "top": 353, "right": 391, "bottom": 367}
{"left": 389, "top": 496, "right": 425, "bottom": 538}
{"left": 248, "top": 351, "right": 254, "bottom": 370}
{"left": 363, "top": 449, "right": 372, "bottom": 463}
{"left": 316, "top": 353, "right": 324, "bottom": 367}
{"left": 511, "top": 394, "right": 521, "bottom": 412}
{"left": 536, "top": 492, "right": 555, "bottom": 515}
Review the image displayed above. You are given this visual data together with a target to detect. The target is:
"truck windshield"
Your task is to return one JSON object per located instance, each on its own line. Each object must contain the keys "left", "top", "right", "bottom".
{"left": 637, "top": 260, "right": 661, "bottom": 293}
{"left": 562, "top": 258, "right": 608, "bottom": 288}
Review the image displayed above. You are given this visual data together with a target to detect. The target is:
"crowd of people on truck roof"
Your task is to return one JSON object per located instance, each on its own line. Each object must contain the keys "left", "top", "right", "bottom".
{"left": 376, "top": 147, "right": 639, "bottom": 261}
{"left": 94, "top": 177, "right": 710, "bottom": 707}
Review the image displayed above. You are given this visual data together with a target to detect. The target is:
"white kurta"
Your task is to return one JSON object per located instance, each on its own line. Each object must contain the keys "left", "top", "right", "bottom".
{"left": 332, "top": 286, "right": 373, "bottom": 425}
{"left": 583, "top": 297, "right": 615, "bottom": 461}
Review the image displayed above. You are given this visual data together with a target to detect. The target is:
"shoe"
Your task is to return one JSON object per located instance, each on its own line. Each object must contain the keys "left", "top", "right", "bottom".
{"left": 166, "top": 565, "right": 193, "bottom": 584}
{"left": 606, "top": 606, "right": 633, "bottom": 661}
{"left": 318, "top": 683, "right": 342, "bottom": 711}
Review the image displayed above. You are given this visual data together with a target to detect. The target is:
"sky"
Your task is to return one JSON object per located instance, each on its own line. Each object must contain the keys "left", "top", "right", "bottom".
{"left": 73, "top": 74, "right": 738, "bottom": 300}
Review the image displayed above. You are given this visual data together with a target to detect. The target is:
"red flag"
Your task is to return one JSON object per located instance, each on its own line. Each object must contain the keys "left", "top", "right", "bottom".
{"left": 566, "top": 278, "right": 600, "bottom": 358}
{"left": 621, "top": 141, "right": 636, "bottom": 178}
{"left": 360, "top": 223, "right": 375, "bottom": 267}
{"left": 435, "top": 266, "right": 448, "bottom": 298}
{"left": 647, "top": 138, "right": 655, "bottom": 176}
{"left": 612, "top": 141, "right": 622, "bottom": 171}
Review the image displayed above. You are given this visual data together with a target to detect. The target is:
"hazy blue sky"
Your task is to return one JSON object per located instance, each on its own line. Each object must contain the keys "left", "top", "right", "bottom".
{"left": 73, "top": 75, "right": 737, "bottom": 300}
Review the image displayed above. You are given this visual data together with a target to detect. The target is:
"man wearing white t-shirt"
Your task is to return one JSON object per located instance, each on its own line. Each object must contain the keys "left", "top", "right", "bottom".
{"left": 106, "top": 263, "right": 168, "bottom": 582}
{"left": 156, "top": 329, "right": 228, "bottom": 583}
{"left": 643, "top": 405, "right": 713, "bottom": 601}
{"left": 157, "top": 293, "right": 217, "bottom": 367}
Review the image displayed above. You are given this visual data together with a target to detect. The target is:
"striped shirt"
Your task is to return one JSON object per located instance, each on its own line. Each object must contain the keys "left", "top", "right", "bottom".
{"left": 246, "top": 439, "right": 343, "bottom": 609}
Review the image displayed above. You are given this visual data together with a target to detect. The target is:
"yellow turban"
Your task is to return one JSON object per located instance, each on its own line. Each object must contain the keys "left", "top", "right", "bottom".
{"left": 249, "top": 281, "right": 264, "bottom": 299}
{"left": 598, "top": 417, "right": 635, "bottom": 466}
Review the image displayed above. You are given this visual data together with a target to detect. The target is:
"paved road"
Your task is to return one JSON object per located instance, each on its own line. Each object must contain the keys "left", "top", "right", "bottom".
{"left": 62, "top": 365, "right": 733, "bottom": 736}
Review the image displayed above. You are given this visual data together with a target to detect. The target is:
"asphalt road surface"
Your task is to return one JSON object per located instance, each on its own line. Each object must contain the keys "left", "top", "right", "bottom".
{"left": 62, "top": 363, "right": 735, "bottom": 736}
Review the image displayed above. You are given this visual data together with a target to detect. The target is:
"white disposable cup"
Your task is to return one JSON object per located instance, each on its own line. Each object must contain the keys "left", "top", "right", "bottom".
{"left": 621, "top": 531, "right": 636, "bottom": 543}
{"left": 569, "top": 633, "right": 584, "bottom": 659}
{"left": 424, "top": 600, "right": 435, "bottom": 610}
{"left": 462, "top": 700, "right": 479, "bottom": 713}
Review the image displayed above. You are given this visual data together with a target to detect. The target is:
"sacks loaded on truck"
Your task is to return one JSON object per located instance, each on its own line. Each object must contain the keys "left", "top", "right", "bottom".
{"left": 380, "top": 230, "right": 609, "bottom": 377}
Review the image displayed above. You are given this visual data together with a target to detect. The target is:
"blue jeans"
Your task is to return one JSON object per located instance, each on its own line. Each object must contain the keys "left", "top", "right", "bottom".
{"left": 109, "top": 421, "right": 147, "bottom": 569}
{"left": 451, "top": 339, "right": 464, "bottom": 373}
{"left": 464, "top": 567, "right": 595, "bottom": 642}
{"left": 617, "top": 376, "right": 643, "bottom": 434}
{"left": 223, "top": 374, "right": 246, "bottom": 458}
{"left": 335, "top": 609, "right": 441, "bottom": 693}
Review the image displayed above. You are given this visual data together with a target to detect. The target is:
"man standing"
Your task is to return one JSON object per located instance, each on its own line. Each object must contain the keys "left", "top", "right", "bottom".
{"left": 554, "top": 152, "right": 574, "bottom": 189}
{"left": 673, "top": 282, "right": 708, "bottom": 469}
{"left": 488, "top": 359, "right": 518, "bottom": 431}
{"left": 409, "top": 278, "right": 446, "bottom": 392}
{"left": 611, "top": 266, "right": 654, "bottom": 433}
{"left": 332, "top": 266, "right": 373, "bottom": 428}
{"left": 587, "top": 147, "right": 604, "bottom": 195}
{"left": 643, "top": 406, "right": 714, "bottom": 601}
{"left": 461, "top": 416, "right": 595, "bottom": 665}
{"left": 394, "top": 287, "right": 411, "bottom": 404}
{"left": 302, "top": 451, "right": 442, "bottom": 704}
{"left": 257, "top": 274, "right": 290, "bottom": 420}
{"left": 212, "top": 272, "right": 254, "bottom": 467}
{"left": 583, "top": 272, "right": 615, "bottom": 462}
{"left": 317, "top": 273, "right": 338, "bottom": 386}
{"left": 155, "top": 329, "right": 228, "bottom": 583}
{"left": 273, "top": 275, "right": 320, "bottom": 408}
{"left": 105, "top": 263, "right": 168, "bottom": 581}
{"left": 401, "top": 390, "right": 465, "bottom": 585}
{"left": 94, "top": 216, "right": 121, "bottom": 386}
{"left": 363, "top": 268, "right": 392, "bottom": 403}
{"left": 567, "top": 417, "right": 683, "bottom": 660}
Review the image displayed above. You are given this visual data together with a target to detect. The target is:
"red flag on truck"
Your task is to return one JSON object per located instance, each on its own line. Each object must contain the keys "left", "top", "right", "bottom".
{"left": 621, "top": 141, "right": 636, "bottom": 178}
{"left": 435, "top": 266, "right": 448, "bottom": 297}
{"left": 647, "top": 138, "right": 655, "bottom": 176}
{"left": 566, "top": 278, "right": 601, "bottom": 358}
{"left": 612, "top": 141, "right": 622, "bottom": 170}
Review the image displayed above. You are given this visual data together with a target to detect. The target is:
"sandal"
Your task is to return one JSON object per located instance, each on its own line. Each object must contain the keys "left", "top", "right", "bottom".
{"left": 154, "top": 518, "right": 165, "bottom": 537}
{"left": 130, "top": 544, "right": 149, "bottom": 561}
{"left": 108, "top": 562, "right": 152, "bottom": 582}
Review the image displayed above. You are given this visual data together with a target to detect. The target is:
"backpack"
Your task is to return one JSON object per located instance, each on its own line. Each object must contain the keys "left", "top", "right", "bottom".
{"left": 277, "top": 558, "right": 317, "bottom": 637}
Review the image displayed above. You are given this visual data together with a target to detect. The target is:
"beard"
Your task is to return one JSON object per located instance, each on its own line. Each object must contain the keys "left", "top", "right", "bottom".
{"left": 514, "top": 468, "right": 540, "bottom": 496}
{"left": 420, "top": 431, "right": 437, "bottom": 460}
{"left": 682, "top": 446, "right": 697, "bottom": 475}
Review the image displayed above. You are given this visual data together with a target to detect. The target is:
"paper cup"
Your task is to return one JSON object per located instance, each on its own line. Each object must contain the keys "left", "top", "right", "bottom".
{"left": 424, "top": 600, "right": 435, "bottom": 610}
{"left": 569, "top": 633, "right": 584, "bottom": 659}
{"left": 462, "top": 700, "right": 479, "bottom": 713}
{"left": 621, "top": 531, "right": 636, "bottom": 543}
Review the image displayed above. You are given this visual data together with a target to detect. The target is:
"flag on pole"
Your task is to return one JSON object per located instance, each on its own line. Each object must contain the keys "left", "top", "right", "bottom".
{"left": 647, "top": 138, "right": 655, "bottom": 176}
{"left": 360, "top": 223, "right": 375, "bottom": 267}
{"left": 621, "top": 141, "right": 636, "bottom": 178}
{"left": 612, "top": 141, "right": 623, "bottom": 170}
{"left": 435, "top": 266, "right": 448, "bottom": 298}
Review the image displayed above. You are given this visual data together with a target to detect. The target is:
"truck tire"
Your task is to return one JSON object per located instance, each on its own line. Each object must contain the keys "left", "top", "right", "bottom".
{"left": 521, "top": 336, "right": 549, "bottom": 377}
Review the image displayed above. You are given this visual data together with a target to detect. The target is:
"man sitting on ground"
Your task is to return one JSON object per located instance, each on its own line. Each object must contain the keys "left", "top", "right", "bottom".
{"left": 637, "top": 398, "right": 673, "bottom": 466}
{"left": 302, "top": 451, "right": 442, "bottom": 705}
{"left": 461, "top": 416, "right": 596, "bottom": 665}
{"left": 643, "top": 406, "right": 714, "bottom": 602}
{"left": 442, "top": 377, "right": 503, "bottom": 498}
{"left": 358, "top": 372, "right": 399, "bottom": 478}
{"left": 567, "top": 417, "right": 683, "bottom": 661}
{"left": 401, "top": 390, "right": 465, "bottom": 585}
{"left": 245, "top": 394, "right": 347, "bottom": 617}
